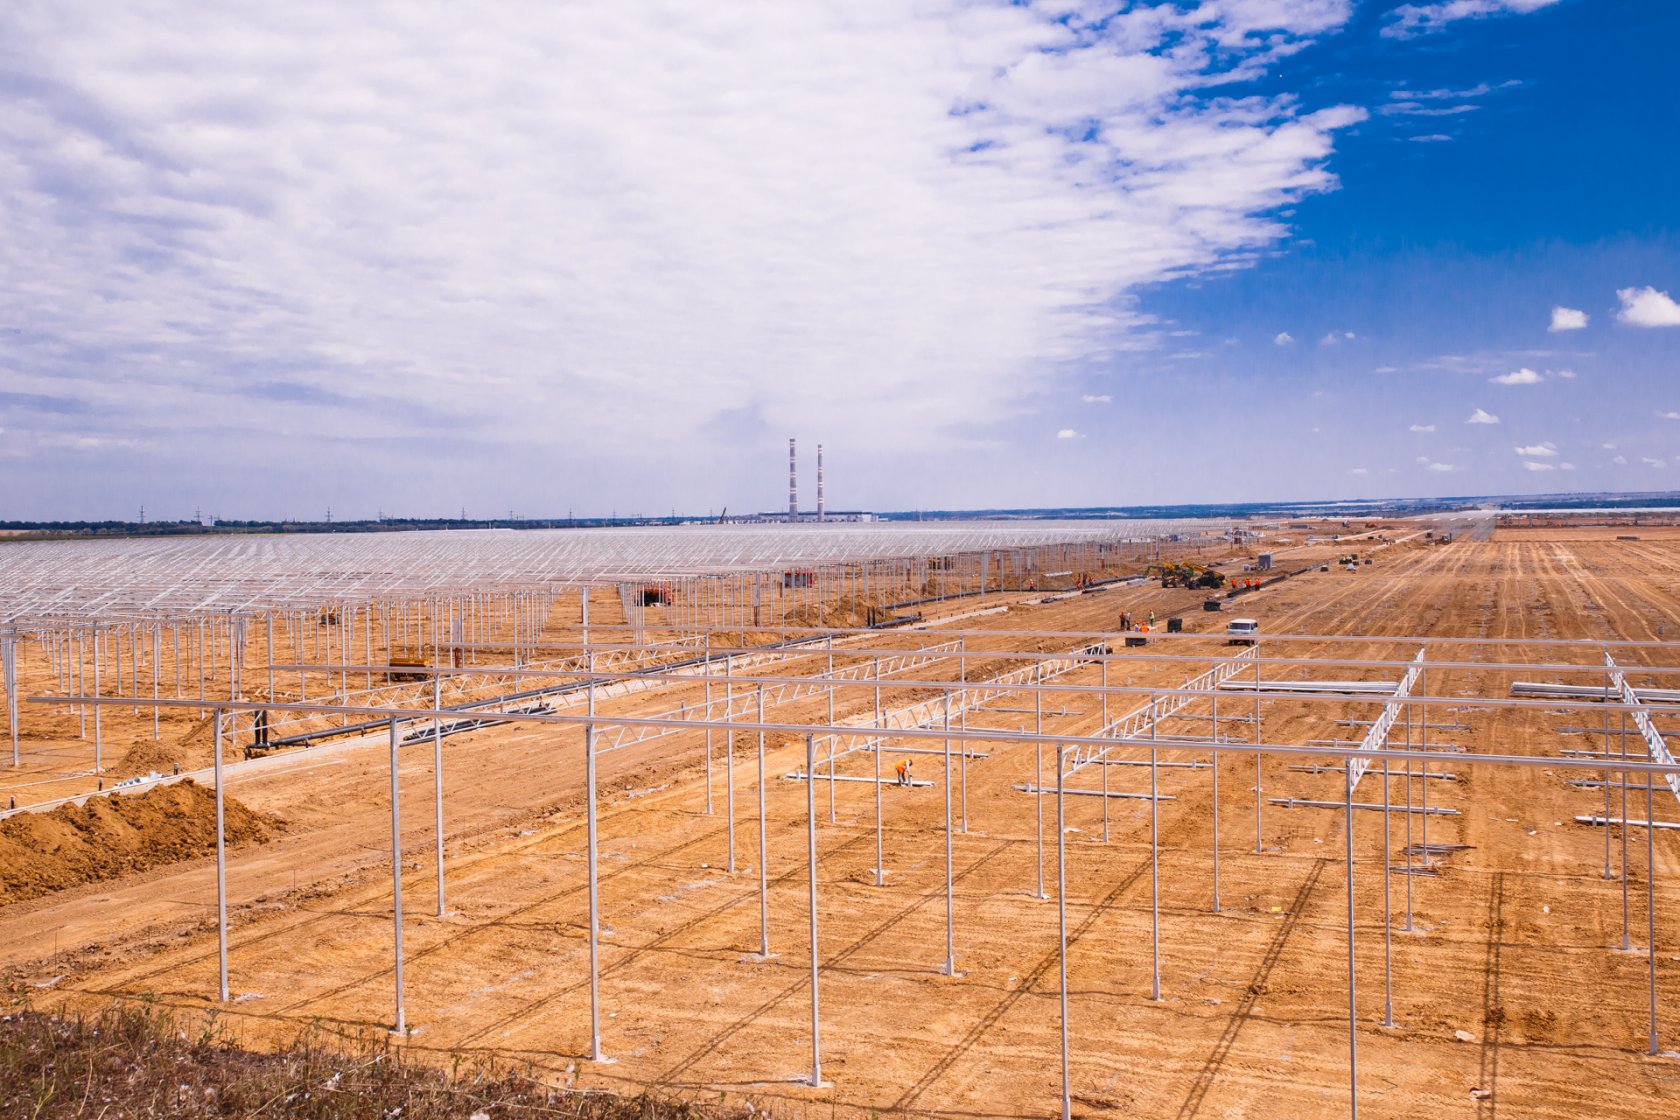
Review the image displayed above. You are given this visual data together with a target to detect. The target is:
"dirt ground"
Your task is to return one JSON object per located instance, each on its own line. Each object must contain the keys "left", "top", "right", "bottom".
{"left": 4, "top": 525, "right": 1679, "bottom": 1118}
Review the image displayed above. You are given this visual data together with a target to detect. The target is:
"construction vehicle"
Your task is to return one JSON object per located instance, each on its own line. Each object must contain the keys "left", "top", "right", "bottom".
{"left": 1150, "top": 563, "right": 1226, "bottom": 590}
{"left": 387, "top": 649, "right": 430, "bottom": 682}
{"left": 1226, "top": 618, "right": 1259, "bottom": 646}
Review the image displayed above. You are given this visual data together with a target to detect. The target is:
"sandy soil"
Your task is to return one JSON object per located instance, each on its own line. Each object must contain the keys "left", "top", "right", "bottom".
{"left": 4, "top": 528, "right": 1679, "bottom": 1118}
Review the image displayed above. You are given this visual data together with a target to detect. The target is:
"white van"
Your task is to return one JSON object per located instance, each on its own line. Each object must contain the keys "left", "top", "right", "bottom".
{"left": 1226, "top": 618, "right": 1259, "bottom": 645}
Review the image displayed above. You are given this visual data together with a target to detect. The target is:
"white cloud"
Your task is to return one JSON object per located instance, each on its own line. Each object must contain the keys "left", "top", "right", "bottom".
{"left": 1662, "top": 411, "right": 1680, "bottom": 421}
{"left": 1549, "top": 306, "right": 1588, "bottom": 332}
{"left": 1521, "top": 461, "right": 1555, "bottom": 472}
{"left": 1490, "top": 367, "right": 1542, "bottom": 386}
{"left": 1081, "top": 394, "right": 1112, "bottom": 404}
{"left": 1407, "top": 134, "right": 1453, "bottom": 142}
{"left": 1056, "top": 429, "right": 1081, "bottom": 440}
{"left": 1514, "top": 442, "right": 1557, "bottom": 457}
{"left": 1409, "top": 423, "right": 1436, "bottom": 432}
{"left": 1612, "top": 455, "right": 1628, "bottom": 465}
{"left": 1347, "top": 467, "right": 1369, "bottom": 475}
{"left": 1427, "top": 461, "right": 1456, "bottom": 473}
{"left": 1643, "top": 457, "right": 1669, "bottom": 469}
{"left": 0, "top": 1, "right": 1377, "bottom": 513}
{"left": 1467, "top": 408, "right": 1501, "bottom": 425}
{"left": 1384, "top": 0, "right": 1562, "bottom": 39}
{"left": 1617, "top": 287, "right": 1680, "bottom": 328}
{"left": 1552, "top": 368, "right": 1576, "bottom": 379}
{"left": 1559, "top": 462, "right": 1575, "bottom": 470}
{"left": 1319, "top": 330, "right": 1356, "bottom": 346}
{"left": 1273, "top": 331, "right": 1295, "bottom": 346}
{"left": 1374, "top": 366, "right": 1398, "bottom": 374}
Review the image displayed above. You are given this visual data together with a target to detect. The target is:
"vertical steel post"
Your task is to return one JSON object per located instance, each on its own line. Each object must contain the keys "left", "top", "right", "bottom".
{"left": 388, "top": 717, "right": 405, "bottom": 1034}
{"left": 1623, "top": 708, "right": 1632, "bottom": 951}
{"left": 1604, "top": 663, "right": 1614, "bottom": 878}
{"left": 214, "top": 709, "right": 228, "bottom": 1002}
{"left": 805, "top": 733, "right": 823, "bottom": 1088}
{"left": 827, "top": 638, "right": 836, "bottom": 823}
{"left": 1648, "top": 764, "right": 1659, "bottom": 1056}
{"left": 1345, "top": 755, "right": 1358, "bottom": 1120}
{"left": 943, "top": 694, "right": 956, "bottom": 975}
{"left": 1211, "top": 681, "right": 1220, "bottom": 910}
{"left": 1404, "top": 716, "right": 1414, "bottom": 932}
{"left": 1419, "top": 669, "right": 1430, "bottom": 879}
{"left": 151, "top": 627, "right": 160, "bottom": 740}
{"left": 704, "top": 633, "right": 714, "bottom": 815}
{"left": 1150, "top": 695, "right": 1161, "bottom": 1001}
{"left": 583, "top": 590, "right": 603, "bottom": 1061}
{"left": 1036, "top": 683, "right": 1046, "bottom": 900}
{"left": 874, "top": 655, "right": 885, "bottom": 886}
{"left": 1057, "top": 742, "right": 1071, "bottom": 1120}
{"left": 726, "top": 654, "right": 736, "bottom": 873}
{"left": 266, "top": 612, "right": 275, "bottom": 707}
{"left": 1385, "top": 707, "right": 1399, "bottom": 1027}
{"left": 433, "top": 670, "right": 446, "bottom": 917}
{"left": 1253, "top": 656, "right": 1262, "bottom": 852}
{"left": 959, "top": 640, "right": 969, "bottom": 833}
{"left": 1100, "top": 656, "right": 1109, "bottom": 842}
{"left": 757, "top": 684, "right": 770, "bottom": 958}
{"left": 93, "top": 628, "right": 102, "bottom": 775}
{"left": 3, "top": 639, "right": 18, "bottom": 767}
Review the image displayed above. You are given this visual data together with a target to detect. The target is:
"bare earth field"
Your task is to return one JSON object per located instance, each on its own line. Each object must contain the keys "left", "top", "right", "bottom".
{"left": 4, "top": 526, "right": 1679, "bottom": 1118}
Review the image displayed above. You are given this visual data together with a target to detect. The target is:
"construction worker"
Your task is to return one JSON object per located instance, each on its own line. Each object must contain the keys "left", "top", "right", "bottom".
{"left": 895, "top": 758, "right": 913, "bottom": 787}
{"left": 1148, "top": 610, "right": 1156, "bottom": 627}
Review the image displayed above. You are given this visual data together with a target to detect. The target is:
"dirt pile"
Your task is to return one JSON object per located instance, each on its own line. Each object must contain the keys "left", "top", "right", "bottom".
{"left": 786, "top": 594, "right": 896, "bottom": 629}
{"left": 0, "top": 781, "right": 283, "bottom": 905}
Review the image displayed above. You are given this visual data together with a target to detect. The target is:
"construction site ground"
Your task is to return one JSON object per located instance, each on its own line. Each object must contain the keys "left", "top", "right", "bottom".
{"left": 4, "top": 524, "right": 1679, "bottom": 1118}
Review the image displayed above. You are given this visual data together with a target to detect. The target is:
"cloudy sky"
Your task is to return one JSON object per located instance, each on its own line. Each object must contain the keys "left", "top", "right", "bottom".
{"left": 1, "top": 0, "right": 1674, "bottom": 519}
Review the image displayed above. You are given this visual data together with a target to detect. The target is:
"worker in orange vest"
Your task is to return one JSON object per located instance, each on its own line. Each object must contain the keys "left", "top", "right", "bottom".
{"left": 895, "top": 758, "right": 913, "bottom": 786}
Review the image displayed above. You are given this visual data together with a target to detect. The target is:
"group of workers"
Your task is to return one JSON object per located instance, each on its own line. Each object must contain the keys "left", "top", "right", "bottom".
{"left": 1118, "top": 610, "right": 1156, "bottom": 632}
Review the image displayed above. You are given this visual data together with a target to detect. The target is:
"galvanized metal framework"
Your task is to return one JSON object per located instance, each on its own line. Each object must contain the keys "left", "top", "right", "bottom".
{"left": 3, "top": 522, "right": 1674, "bottom": 1116}
{"left": 6, "top": 621, "right": 1678, "bottom": 1117}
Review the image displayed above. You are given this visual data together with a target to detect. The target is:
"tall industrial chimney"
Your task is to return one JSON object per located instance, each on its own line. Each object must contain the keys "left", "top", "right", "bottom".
{"left": 788, "top": 438, "right": 798, "bottom": 521}
{"left": 817, "top": 444, "right": 825, "bottom": 523}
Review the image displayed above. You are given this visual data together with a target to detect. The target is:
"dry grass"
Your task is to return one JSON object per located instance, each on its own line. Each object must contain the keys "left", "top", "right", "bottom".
{"left": 0, "top": 985, "right": 747, "bottom": 1120}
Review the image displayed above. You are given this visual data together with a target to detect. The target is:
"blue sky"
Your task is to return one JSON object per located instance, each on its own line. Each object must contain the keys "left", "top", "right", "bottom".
{"left": 0, "top": 0, "right": 1675, "bottom": 519}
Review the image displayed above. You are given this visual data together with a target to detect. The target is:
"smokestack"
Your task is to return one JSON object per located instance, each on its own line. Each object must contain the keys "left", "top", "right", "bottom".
{"left": 788, "top": 438, "right": 798, "bottom": 521}
{"left": 817, "top": 444, "right": 825, "bottom": 523}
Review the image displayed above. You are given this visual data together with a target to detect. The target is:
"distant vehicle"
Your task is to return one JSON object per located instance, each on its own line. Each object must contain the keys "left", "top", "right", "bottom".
{"left": 1226, "top": 618, "right": 1259, "bottom": 645}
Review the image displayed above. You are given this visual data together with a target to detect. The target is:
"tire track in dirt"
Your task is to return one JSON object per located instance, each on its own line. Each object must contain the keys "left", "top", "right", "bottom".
{"left": 650, "top": 838, "right": 1019, "bottom": 1084}
{"left": 1173, "top": 858, "right": 1328, "bottom": 1120}
{"left": 1477, "top": 871, "right": 1506, "bottom": 1120}
{"left": 86, "top": 804, "right": 844, "bottom": 1012}
{"left": 887, "top": 808, "right": 1216, "bottom": 1113}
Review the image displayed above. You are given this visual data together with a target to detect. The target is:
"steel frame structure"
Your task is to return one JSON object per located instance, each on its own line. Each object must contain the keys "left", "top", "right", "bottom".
{"left": 10, "top": 622, "right": 1680, "bottom": 1119}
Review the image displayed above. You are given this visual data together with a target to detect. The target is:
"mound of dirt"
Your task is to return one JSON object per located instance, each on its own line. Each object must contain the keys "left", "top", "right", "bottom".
{"left": 114, "top": 735, "right": 190, "bottom": 777}
{"left": 785, "top": 595, "right": 894, "bottom": 630}
{"left": 0, "top": 780, "right": 284, "bottom": 905}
